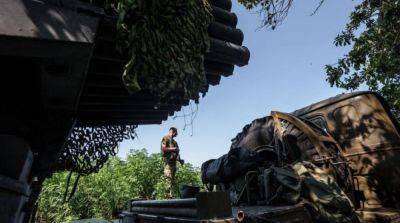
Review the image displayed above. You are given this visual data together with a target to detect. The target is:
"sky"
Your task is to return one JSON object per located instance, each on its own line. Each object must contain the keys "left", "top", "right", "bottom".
{"left": 118, "top": 0, "right": 362, "bottom": 167}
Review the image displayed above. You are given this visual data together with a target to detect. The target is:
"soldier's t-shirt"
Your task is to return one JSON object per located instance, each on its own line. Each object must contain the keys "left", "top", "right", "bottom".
{"left": 161, "top": 136, "right": 178, "bottom": 163}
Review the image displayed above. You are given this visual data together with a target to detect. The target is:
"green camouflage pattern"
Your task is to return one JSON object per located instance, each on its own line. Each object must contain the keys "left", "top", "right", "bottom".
{"left": 161, "top": 136, "right": 179, "bottom": 163}
{"left": 265, "top": 162, "right": 360, "bottom": 223}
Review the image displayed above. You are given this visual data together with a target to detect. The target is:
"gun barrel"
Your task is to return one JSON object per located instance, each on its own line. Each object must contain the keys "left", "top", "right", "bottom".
{"left": 131, "top": 198, "right": 196, "bottom": 208}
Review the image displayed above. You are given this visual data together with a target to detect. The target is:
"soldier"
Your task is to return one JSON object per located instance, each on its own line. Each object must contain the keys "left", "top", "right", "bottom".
{"left": 161, "top": 127, "right": 184, "bottom": 198}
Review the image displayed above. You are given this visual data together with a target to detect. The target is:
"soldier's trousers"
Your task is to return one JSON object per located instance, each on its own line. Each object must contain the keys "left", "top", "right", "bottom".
{"left": 164, "top": 162, "right": 176, "bottom": 198}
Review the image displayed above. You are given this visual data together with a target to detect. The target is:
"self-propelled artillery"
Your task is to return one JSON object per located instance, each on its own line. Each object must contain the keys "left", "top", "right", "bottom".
{"left": 121, "top": 91, "right": 400, "bottom": 223}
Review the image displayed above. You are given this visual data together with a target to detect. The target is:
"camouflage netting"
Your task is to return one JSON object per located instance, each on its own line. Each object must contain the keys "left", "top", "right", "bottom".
{"left": 59, "top": 0, "right": 213, "bottom": 174}
{"left": 87, "top": 0, "right": 213, "bottom": 103}
{"left": 58, "top": 125, "right": 137, "bottom": 175}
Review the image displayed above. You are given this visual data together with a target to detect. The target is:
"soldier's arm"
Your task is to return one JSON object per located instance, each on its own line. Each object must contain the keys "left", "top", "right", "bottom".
{"left": 161, "top": 140, "right": 177, "bottom": 152}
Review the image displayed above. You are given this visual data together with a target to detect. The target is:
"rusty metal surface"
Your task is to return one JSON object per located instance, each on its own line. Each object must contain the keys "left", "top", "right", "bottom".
{"left": 293, "top": 92, "right": 400, "bottom": 209}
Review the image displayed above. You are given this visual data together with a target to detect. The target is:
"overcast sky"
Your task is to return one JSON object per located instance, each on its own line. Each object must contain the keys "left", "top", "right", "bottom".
{"left": 118, "top": 0, "right": 363, "bottom": 167}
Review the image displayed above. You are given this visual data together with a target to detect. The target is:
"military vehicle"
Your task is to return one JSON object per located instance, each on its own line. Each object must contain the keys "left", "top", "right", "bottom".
{"left": 121, "top": 91, "right": 400, "bottom": 223}
{"left": 0, "top": 0, "right": 249, "bottom": 222}
{"left": 1, "top": 0, "right": 399, "bottom": 223}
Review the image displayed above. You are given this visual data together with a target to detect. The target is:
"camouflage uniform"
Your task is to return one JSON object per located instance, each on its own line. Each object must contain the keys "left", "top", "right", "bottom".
{"left": 161, "top": 136, "right": 178, "bottom": 198}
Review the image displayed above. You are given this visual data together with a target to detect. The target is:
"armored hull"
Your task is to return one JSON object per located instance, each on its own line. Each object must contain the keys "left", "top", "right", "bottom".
{"left": 122, "top": 92, "right": 400, "bottom": 223}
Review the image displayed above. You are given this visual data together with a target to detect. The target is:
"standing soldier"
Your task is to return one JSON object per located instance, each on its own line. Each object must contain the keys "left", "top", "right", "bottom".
{"left": 161, "top": 127, "right": 183, "bottom": 198}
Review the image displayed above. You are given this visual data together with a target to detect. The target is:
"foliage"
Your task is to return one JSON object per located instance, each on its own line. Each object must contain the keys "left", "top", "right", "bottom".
{"left": 325, "top": 0, "right": 400, "bottom": 117}
{"left": 237, "top": 0, "right": 294, "bottom": 29}
{"left": 36, "top": 149, "right": 201, "bottom": 223}
{"left": 239, "top": 0, "right": 400, "bottom": 117}
{"left": 86, "top": 0, "right": 213, "bottom": 103}
{"left": 237, "top": 0, "right": 326, "bottom": 29}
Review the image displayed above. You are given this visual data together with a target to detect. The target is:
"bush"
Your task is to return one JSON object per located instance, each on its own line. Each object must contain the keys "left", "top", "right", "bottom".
{"left": 36, "top": 149, "right": 202, "bottom": 223}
